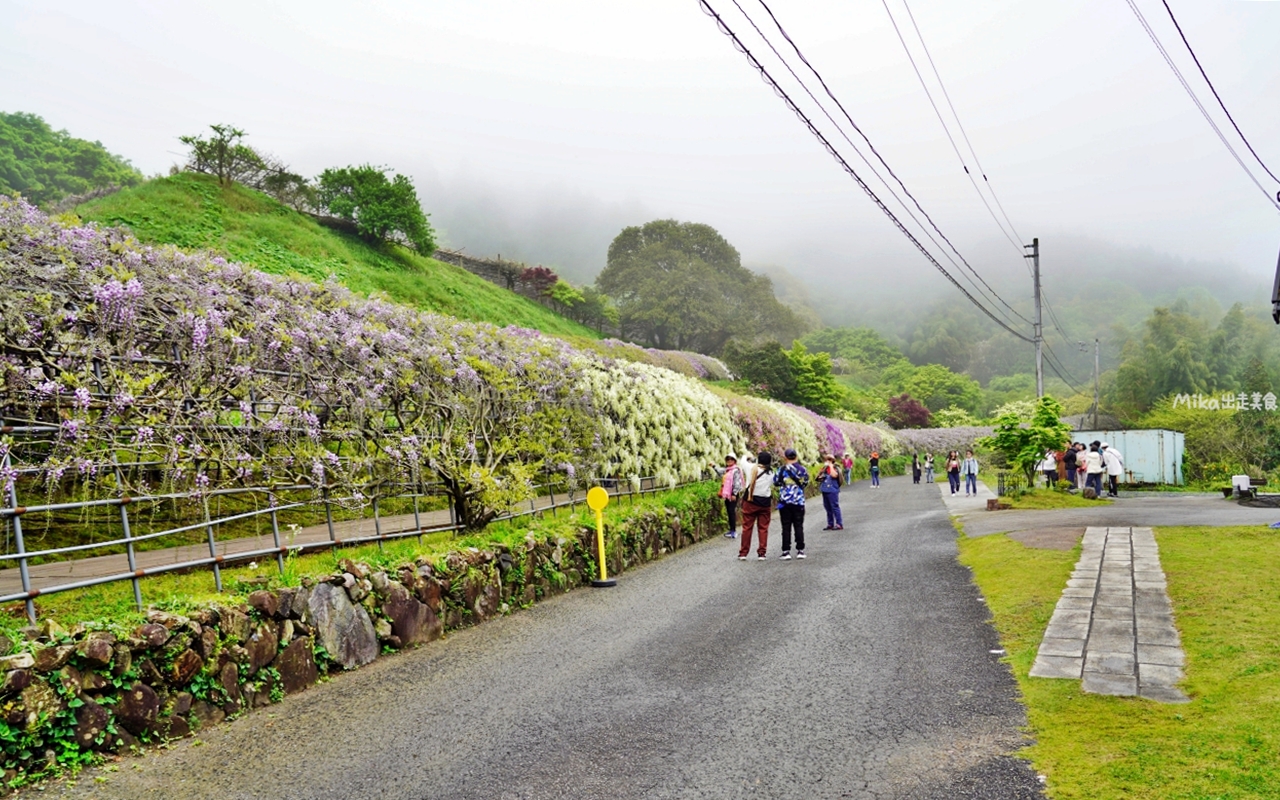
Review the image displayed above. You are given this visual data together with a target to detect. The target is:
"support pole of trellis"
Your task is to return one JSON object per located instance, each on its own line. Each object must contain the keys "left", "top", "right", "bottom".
{"left": 107, "top": 450, "right": 144, "bottom": 613}
{"left": 323, "top": 485, "right": 336, "bottom": 543}
{"left": 268, "top": 491, "right": 285, "bottom": 574}
{"left": 4, "top": 452, "right": 36, "bottom": 624}
{"left": 202, "top": 495, "right": 223, "bottom": 593}
{"left": 412, "top": 492, "right": 422, "bottom": 544}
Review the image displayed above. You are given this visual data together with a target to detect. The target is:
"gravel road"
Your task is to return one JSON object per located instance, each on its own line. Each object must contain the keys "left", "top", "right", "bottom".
{"left": 47, "top": 476, "right": 1043, "bottom": 800}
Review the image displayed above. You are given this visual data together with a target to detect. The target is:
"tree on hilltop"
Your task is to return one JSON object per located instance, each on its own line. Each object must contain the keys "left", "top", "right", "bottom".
{"left": 316, "top": 165, "right": 435, "bottom": 254}
{"left": 596, "top": 219, "right": 807, "bottom": 352}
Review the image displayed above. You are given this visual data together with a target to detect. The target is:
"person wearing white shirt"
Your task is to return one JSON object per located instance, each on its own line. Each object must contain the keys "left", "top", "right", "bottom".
{"left": 1084, "top": 442, "right": 1105, "bottom": 498}
{"left": 1101, "top": 442, "right": 1124, "bottom": 497}
{"left": 1040, "top": 450, "right": 1058, "bottom": 488}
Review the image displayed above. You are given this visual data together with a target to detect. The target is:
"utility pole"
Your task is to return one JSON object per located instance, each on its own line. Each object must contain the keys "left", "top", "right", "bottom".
{"left": 1093, "top": 338, "right": 1100, "bottom": 429}
{"left": 1025, "top": 238, "right": 1042, "bottom": 397}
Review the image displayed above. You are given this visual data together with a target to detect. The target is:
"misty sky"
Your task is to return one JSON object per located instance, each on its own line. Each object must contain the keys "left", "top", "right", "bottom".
{"left": 4, "top": 0, "right": 1279, "bottom": 312}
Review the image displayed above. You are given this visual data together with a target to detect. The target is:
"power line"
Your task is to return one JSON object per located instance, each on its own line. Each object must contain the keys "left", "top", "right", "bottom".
{"left": 898, "top": 0, "right": 1029, "bottom": 248}
{"left": 1160, "top": 0, "right": 1280, "bottom": 186}
{"left": 697, "top": 0, "right": 1033, "bottom": 343}
{"left": 879, "top": 0, "right": 1028, "bottom": 259}
{"left": 1043, "top": 340, "right": 1086, "bottom": 393}
{"left": 744, "top": 0, "right": 1033, "bottom": 329}
{"left": 1123, "top": 0, "right": 1280, "bottom": 212}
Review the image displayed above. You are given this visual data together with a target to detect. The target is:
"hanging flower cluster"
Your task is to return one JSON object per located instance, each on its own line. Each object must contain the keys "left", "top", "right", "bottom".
{"left": 0, "top": 198, "right": 595, "bottom": 529}
{"left": 578, "top": 360, "right": 746, "bottom": 487}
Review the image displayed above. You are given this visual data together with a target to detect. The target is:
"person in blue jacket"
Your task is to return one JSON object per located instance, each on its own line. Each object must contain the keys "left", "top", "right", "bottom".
{"left": 819, "top": 454, "right": 844, "bottom": 530}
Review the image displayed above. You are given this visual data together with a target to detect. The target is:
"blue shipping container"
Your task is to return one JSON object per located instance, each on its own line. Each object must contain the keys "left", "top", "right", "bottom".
{"left": 1068, "top": 429, "right": 1185, "bottom": 485}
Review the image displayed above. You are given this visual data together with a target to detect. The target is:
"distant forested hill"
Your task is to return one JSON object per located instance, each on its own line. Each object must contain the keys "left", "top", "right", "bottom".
{"left": 0, "top": 112, "right": 143, "bottom": 206}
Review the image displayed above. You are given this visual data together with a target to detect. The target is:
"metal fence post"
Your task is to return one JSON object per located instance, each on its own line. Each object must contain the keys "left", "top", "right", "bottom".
{"left": 412, "top": 492, "right": 422, "bottom": 544}
{"left": 268, "top": 491, "right": 285, "bottom": 574}
{"left": 3, "top": 453, "right": 36, "bottom": 623}
{"left": 323, "top": 485, "right": 336, "bottom": 543}
{"left": 107, "top": 451, "right": 144, "bottom": 612}
{"left": 202, "top": 495, "right": 223, "bottom": 592}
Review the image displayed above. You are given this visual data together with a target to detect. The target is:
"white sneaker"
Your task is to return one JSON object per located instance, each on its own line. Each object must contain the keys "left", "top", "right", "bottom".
{"left": 738, "top": 555, "right": 747, "bottom": 561}
{"left": 757, "top": 554, "right": 767, "bottom": 561}
{"left": 796, "top": 551, "right": 806, "bottom": 559}
{"left": 779, "top": 552, "right": 792, "bottom": 561}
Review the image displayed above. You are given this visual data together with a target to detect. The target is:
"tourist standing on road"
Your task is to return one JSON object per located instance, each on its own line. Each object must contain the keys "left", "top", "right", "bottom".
{"left": 1040, "top": 450, "right": 1058, "bottom": 488}
{"left": 819, "top": 454, "right": 844, "bottom": 531}
{"left": 911, "top": 453, "right": 922, "bottom": 484}
{"left": 1075, "top": 443, "right": 1088, "bottom": 490}
{"left": 738, "top": 451, "right": 776, "bottom": 560}
{"left": 946, "top": 451, "right": 961, "bottom": 495}
{"left": 961, "top": 450, "right": 980, "bottom": 496}
{"left": 1102, "top": 442, "right": 1124, "bottom": 498}
{"left": 1084, "top": 442, "right": 1105, "bottom": 498}
{"left": 776, "top": 449, "right": 810, "bottom": 560}
{"left": 711, "top": 453, "right": 744, "bottom": 539}
{"left": 924, "top": 453, "right": 935, "bottom": 484}
{"left": 1062, "top": 444, "right": 1078, "bottom": 492}
{"left": 869, "top": 451, "right": 881, "bottom": 488}
{"left": 842, "top": 452, "right": 854, "bottom": 486}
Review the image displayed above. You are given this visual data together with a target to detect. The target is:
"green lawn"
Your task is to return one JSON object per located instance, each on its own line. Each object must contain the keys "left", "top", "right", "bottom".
{"left": 959, "top": 525, "right": 1280, "bottom": 799}
{"left": 1004, "top": 488, "right": 1111, "bottom": 510}
{"left": 75, "top": 174, "right": 599, "bottom": 339}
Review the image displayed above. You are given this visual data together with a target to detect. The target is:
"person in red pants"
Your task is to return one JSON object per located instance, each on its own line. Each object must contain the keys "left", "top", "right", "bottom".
{"left": 738, "top": 451, "right": 776, "bottom": 561}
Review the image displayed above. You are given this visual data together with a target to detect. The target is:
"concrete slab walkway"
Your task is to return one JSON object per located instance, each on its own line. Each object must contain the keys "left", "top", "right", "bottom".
{"left": 939, "top": 478, "right": 998, "bottom": 514}
{"left": 1030, "top": 526, "right": 1188, "bottom": 702}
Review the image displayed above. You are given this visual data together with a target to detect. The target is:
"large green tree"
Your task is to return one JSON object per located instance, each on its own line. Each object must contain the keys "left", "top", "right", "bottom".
{"left": 0, "top": 112, "right": 142, "bottom": 206}
{"left": 316, "top": 165, "right": 435, "bottom": 253}
{"left": 596, "top": 220, "right": 807, "bottom": 352}
{"left": 880, "top": 362, "right": 982, "bottom": 414}
{"left": 982, "top": 396, "right": 1071, "bottom": 484}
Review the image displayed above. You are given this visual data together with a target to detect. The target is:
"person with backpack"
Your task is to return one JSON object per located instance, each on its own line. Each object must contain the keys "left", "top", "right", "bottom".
{"left": 946, "top": 451, "right": 961, "bottom": 495}
{"left": 911, "top": 453, "right": 921, "bottom": 485}
{"left": 710, "top": 453, "right": 744, "bottom": 538}
{"left": 776, "top": 449, "right": 810, "bottom": 560}
{"left": 737, "top": 451, "right": 776, "bottom": 561}
{"left": 869, "top": 451, "right": 881, "bottom": 488}
{"left": 819, "top": 454, "right": 844, "bottom": 530}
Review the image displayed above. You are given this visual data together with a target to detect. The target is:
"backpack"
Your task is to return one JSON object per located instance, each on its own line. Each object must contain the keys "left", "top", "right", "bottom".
{"left": 744, "top": 465, "right": 773, "bottom": 505}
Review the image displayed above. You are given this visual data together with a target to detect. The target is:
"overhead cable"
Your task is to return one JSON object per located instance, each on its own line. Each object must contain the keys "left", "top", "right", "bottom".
{"left": 1160, "top": 0, "right": 1280, "bottom": 186}
{"left": 1124, "top": 0, "right": 1280, "bottom": 212}
{"left": 697, "top": 0, "right": 1033, "bottom": 342}
{"left": 742, "top": 0, "right": 1033, "bottom": 329}
{"left": 898, "top": 0, "right": 1029, "bottom": 249}
{"left": 879, "top": 0, "right": 1029, "bottom": 257}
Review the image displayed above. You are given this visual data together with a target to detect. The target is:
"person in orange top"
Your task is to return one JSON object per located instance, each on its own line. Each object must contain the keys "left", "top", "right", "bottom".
{"left": 869, "top": 451, "right": 880, "bottom": 488}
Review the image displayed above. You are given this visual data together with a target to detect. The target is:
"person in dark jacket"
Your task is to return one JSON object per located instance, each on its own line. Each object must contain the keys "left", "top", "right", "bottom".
{"left": 819, "top": 454, "right": 844, "bottom": 530}
{"left": 1062, "top": 445, "right": 1078, "bottom": 492}
{"left": 911, "top": 453, "right": 921, "bottom": 484}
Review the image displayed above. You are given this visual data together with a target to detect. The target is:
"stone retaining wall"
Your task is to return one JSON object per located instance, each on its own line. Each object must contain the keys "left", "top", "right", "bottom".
{"left": 0, "top": 496, "right": 722, "bottom": 788}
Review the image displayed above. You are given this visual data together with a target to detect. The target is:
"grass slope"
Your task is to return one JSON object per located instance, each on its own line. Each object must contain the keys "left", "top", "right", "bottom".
{"left": 960, "top": 526, "right": 1280, "bottom": 799}
{"left": 75, "top": 173, "right": 599, "bottom": 338}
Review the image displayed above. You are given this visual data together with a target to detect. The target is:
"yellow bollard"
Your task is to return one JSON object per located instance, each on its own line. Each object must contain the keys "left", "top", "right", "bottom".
{"left": 586, "top": 486, "right": 616, "bottom": 588}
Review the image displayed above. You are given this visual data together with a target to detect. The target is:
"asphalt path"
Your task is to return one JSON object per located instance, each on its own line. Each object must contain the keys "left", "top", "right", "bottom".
{"left": 957, "top": 491, "right": 1280, "bottom": 538}
{"left": 49, "top": 476, "right": 1043, "bottom": 800}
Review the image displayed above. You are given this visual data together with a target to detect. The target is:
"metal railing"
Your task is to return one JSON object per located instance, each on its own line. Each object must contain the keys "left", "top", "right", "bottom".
{"left": 0, "top": 451, "right": 704, "bottom": 622}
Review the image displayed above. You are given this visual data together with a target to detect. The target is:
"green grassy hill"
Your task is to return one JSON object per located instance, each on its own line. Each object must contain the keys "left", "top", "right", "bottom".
{"left": 75, "top": 173, "right": 599, "bottom": 338}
